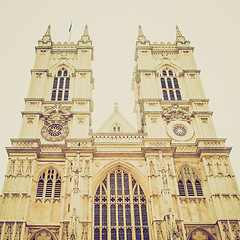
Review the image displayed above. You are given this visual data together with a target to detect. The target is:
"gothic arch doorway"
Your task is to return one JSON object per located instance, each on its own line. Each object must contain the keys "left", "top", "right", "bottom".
{"left": 30, "top": 229, "right": 56, "bottom": 240}
{"left": 93, "top": 169, "right": 150, "bottom": 239}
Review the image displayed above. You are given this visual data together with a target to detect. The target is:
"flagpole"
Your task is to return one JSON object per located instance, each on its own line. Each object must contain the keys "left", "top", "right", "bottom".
{"left": 69, "top": 21, "right": 72, "bottom": 43}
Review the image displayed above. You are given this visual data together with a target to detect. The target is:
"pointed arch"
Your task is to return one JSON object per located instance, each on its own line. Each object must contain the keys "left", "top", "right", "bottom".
{"left": 49, "top": 62, "right": 75, "bottom": 76}
{"left": 29, "top": 229, "right": 57, "bottom": 240}
{"left": 156, "top": 63, "right": 183, "bottom": 102}
{"left": 187, "top": 227, "right": 216, "bottom": 240}
{"left": 92, "top": 160, "right": 150, "bottom": 197}
{"left": 93, "top": 166, "right": 151, "bottom": 240}
{"left": 155, "top": 62, "right": 182, "bottom": 74}
{"left": 177, "top": 165, "right": 204, "bottom": 197}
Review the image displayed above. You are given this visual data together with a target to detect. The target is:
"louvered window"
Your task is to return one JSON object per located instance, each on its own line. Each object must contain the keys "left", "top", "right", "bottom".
{"left": 36, "top": 169, "right": 62, "bottom": 199}
{"left": 160, "top": 68, "right": 182, "bottom": 101}
{"left": 51, "top": 68, "right": 71, "bottom": 101}
{"left": 177, "top": 167, "right": 203, "bottom": 197}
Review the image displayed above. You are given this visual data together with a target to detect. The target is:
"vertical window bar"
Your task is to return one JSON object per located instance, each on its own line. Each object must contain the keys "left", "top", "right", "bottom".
{"left": 111, "top": 228, "right": 116, "bottom": 240}
{"left": 53, "top": 78, "right": 58, "bottom": 89}
{"left": 65, "top": 78, "right": 70, "bottom": 89}
{"left": 94, "top": 228, "right": 100, "bottom": 240}
{"left": 127, "top": 228, "right": 132, "bottom": 240}
{"left": 141, "top": 205, "right": 148, "bottom": 226}
{"left": 57, "top": 90, "right": 63, "bottom": 101}
{"left": 64, "top": 90, "right": 69, "bottom": 101}
{"left": 111, "top": 205, "right": 116, "bottom": 226}
{"left": 163, "top": 90, "right": 168, "bottom": 100}
{"left": 124, "top": 173, "right": 129, "bottom": 195}
{"left": 51, "top": 90, "right": 56, "bottom": 101}
{"left": 167, "top": 78, "right": 173, "bottom": 88}
{"left": 161, "top": 78, "right": 166, "bottom": 88}
{"left": 135, "top": 228, "right": 142, "bottom": 240}
{"left": 45, "top": 180, "right": 53, "bottom": 197}
{"left": 173, "top": 78, "right": 179, "bottom": 88}
{"left": 117, "top": 173, "right": 122, "bottom": 195}
{"left": 94, "top": 205, "right": 100, "bottom": 226}
{"left": 102, "top": 228, "right": 107, "bottom": 240}
{"left": 102, "top": 205, "right": 107, "bottom": 226}
{"left": 59, "top": 78, "right": 64, "bottom": 89}
{"left": 118, "top": 205, "right": 124, "bottom": 226}
{"left": 110, "top": 173, "right": 115, "bottom": 195}
{"left": 169, "top": 90, "right": 175, "bottom": 100}
{"left": 187, "top": 180, "right": 194, "bottom": 196}
{"left": 134, "top": 205, "right": 140, "bottom": 226}
{"left": 176, "top": 90, "right": 182, "bottom": 100}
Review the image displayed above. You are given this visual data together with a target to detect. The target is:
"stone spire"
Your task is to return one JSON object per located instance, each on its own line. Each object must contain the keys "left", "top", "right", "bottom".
{"left": 137, "top": 25, "right": 148, "bottom": 44}
{"left": 176, "top": 25, "right": 189, "bottom": 44}
{"left": 41, "top": 25, "right": 52, "bottom": 42}
{"left": 81, "top": 25, "right": 91, "bottom": 42}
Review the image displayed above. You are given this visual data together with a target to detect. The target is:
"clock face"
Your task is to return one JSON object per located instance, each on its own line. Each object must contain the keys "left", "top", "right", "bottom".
{"left": 166, "top": 120, "right": 194, "bottom": 141}
{"left": 173, "top": 125, "right": 187, "bottom": 137}
{"left": 41, "top": 120, "right": 69, "bottom": 142}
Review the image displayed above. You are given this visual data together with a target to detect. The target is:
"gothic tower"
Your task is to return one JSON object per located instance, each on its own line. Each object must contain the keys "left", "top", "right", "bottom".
{"left": 0, "top": 25, "right": 240, "bottom": 240}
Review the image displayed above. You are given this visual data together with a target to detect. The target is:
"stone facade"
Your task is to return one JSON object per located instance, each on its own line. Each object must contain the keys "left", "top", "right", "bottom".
{"left": 0, "top": 25, "right": 239, "bottom": 240}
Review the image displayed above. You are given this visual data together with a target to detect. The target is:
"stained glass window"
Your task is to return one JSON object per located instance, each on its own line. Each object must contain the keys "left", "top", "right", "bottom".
{"left": 93, "top": 170, "right": 149, "bottom": 239}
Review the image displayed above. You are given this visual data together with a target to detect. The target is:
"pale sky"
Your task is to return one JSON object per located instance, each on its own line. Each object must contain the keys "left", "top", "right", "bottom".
{"left": 0, "top": 0, "right": 240, "bottom": 192}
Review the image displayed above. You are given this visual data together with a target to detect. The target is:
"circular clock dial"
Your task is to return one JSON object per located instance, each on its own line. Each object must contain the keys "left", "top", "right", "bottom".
{"left": 166, "top": 120, "right": 194, "bottom": 141}
{"left": 41, "top": 120, "right": 69, "bottom": 142}
{"left": 173, "top": 125, "right": 187, "bottom": 136}
{"left": 47, "top": 124, "right": 63, "bottom": 137}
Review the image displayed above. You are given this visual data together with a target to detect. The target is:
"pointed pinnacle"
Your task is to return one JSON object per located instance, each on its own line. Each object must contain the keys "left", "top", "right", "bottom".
{"left": 84, "top": 25, "right": 89, "bottom": 36}
{"left": 45, "top": 25, "right": 51, "bottom": 36}
{"left": 176, "top": 25, "right": 182, "bottom": 38}
{"left": 41, "top": 25, "right": 52, "bottom": 42}
{"left": 138, "top": 25, "right": 144, "bottom": 37}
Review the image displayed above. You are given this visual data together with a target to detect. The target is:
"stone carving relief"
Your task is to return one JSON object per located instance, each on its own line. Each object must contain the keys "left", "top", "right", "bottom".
{"left": 204, "top": 155, "right": 232, "bottom": 178}
{"left": 162, "top": 104, "right": 194, "bottom": 123}
{"left": 191, "top": 229, "right": 208, "bottom": 240}
{"left": 14, "top": 223, "right": 22, "bottom": 240}
{"left": 80, "top": 223, "right": 88, "bottom": 240}
{"left": 222, "top": 222, "right": 231, "bottom": 240}
{"left": 61, "top": 223, "right": 69, "bottom": 240}
{"left": 165, "top": 209, "right": 181, "bottom": 240}
{"left": 4, "top": 223, "right": 13, "bottom": 239}
{"left": 231, "top": 222, "right": 240, "bottom": 239}
{"left": 42, "top": 103, "right": 71, "bottom": 122}
{"left": 34, "top": 230, "right": 52, "bottom": 240}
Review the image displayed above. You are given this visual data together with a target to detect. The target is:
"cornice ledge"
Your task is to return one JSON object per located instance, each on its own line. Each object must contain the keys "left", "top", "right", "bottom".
{"left": 189, "top": 99, "right": 210, "bottom": 103}
{"left": 192, "top": 111, "right": 213, "bottom": 116}
{"left": 177, "top": 46, "right": 194, "bottom": 51}
{"left": 75, "top": 69, "right": 93, "bottom": 73}
{"left": 30, "top": 69, "right": 49, "bottom": 73}
{"left": 24, "top": 98, "right": 44, "bottom": 103}
{"left": 21, "top": 111, "right": 42, "bottom": 116}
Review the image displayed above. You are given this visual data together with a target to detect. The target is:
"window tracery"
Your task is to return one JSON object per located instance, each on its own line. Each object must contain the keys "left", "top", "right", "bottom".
{"left": 93, "top": 170, "right": 150, "bottom": 239}
{"left": 36, "top": 169, "right": 62, "bottom": 199}
{"left": 177, "top": 167, "right": 203, "bottom": 197}
{"left": 160, "top": 68, "right": 182, "bottom": 101}
{"left": 51, "top": 68, "right": 70, "bottom": 101}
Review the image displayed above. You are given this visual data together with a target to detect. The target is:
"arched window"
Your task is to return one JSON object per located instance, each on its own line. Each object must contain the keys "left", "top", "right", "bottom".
{"left": 51, "top": 68, "right": 71, "bottom": 101}
{"left": 178, "top": 180, "right": 185, "bottom": 196}
{"left": 176, "top": 90, "right": 182, "bottom": 100}
{"left": 93, "top": 170, "right": 150, "bottom": 239}
{"left": 36, "top": 169, "right": 62, "bottom": 199}
{"left": 167, "top": 78, "right": 173, "bottom": 88}
{"left": 195, "top": 180, "right": 203, "bottom": 196}
{"left": 163, "top": 90, "right": 168, "bottom": 100}
{"left": 160, "top": 68, "right": 182, "bottom": 101}
{"left": 161, "top": 78, "right": 166, "bottom": 88}
{"left": 113, "top": 124, "right": 121, "bottom": 132}
{"left": 177, "top": 167, "right": 203, "bottom": 197}
{"left": 169, "top": 90, "right": 175, "bottom": 100}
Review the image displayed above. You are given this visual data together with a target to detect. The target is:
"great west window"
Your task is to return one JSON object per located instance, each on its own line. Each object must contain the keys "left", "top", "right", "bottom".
{"left": 93, "top": 170, "right": 150, "bottom": 240}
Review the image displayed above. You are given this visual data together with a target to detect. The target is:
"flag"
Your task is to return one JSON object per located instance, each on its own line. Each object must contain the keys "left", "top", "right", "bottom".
{"left": 69, "top": 22, "right": 72, "bottom": 32}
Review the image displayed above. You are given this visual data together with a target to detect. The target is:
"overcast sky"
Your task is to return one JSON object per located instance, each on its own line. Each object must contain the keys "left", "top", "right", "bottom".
{"left": 0, "top": 0, "right": 240, "bottom": 192}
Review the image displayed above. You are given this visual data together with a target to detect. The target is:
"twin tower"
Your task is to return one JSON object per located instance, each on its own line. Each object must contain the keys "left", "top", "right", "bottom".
{"left": 0, "top": 25, "right": 239, "bottom": 240}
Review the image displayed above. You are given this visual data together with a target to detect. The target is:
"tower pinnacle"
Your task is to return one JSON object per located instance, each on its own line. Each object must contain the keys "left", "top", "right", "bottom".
{"left": 41, "top": 25, "right": 52, "bottom": 42}
{"left": 81, "top": 25, "right": 91, "bottom": 42}
{"left": 137, "top": 25, "right": 148, "bottom": 44}
{"left": 175, "top": 25, "right": 189, "bottom": 44}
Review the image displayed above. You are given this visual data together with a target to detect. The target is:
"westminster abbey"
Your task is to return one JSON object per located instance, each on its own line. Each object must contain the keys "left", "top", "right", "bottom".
{"left": 0, "top": 25, "right": 239, "bottom": 240}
